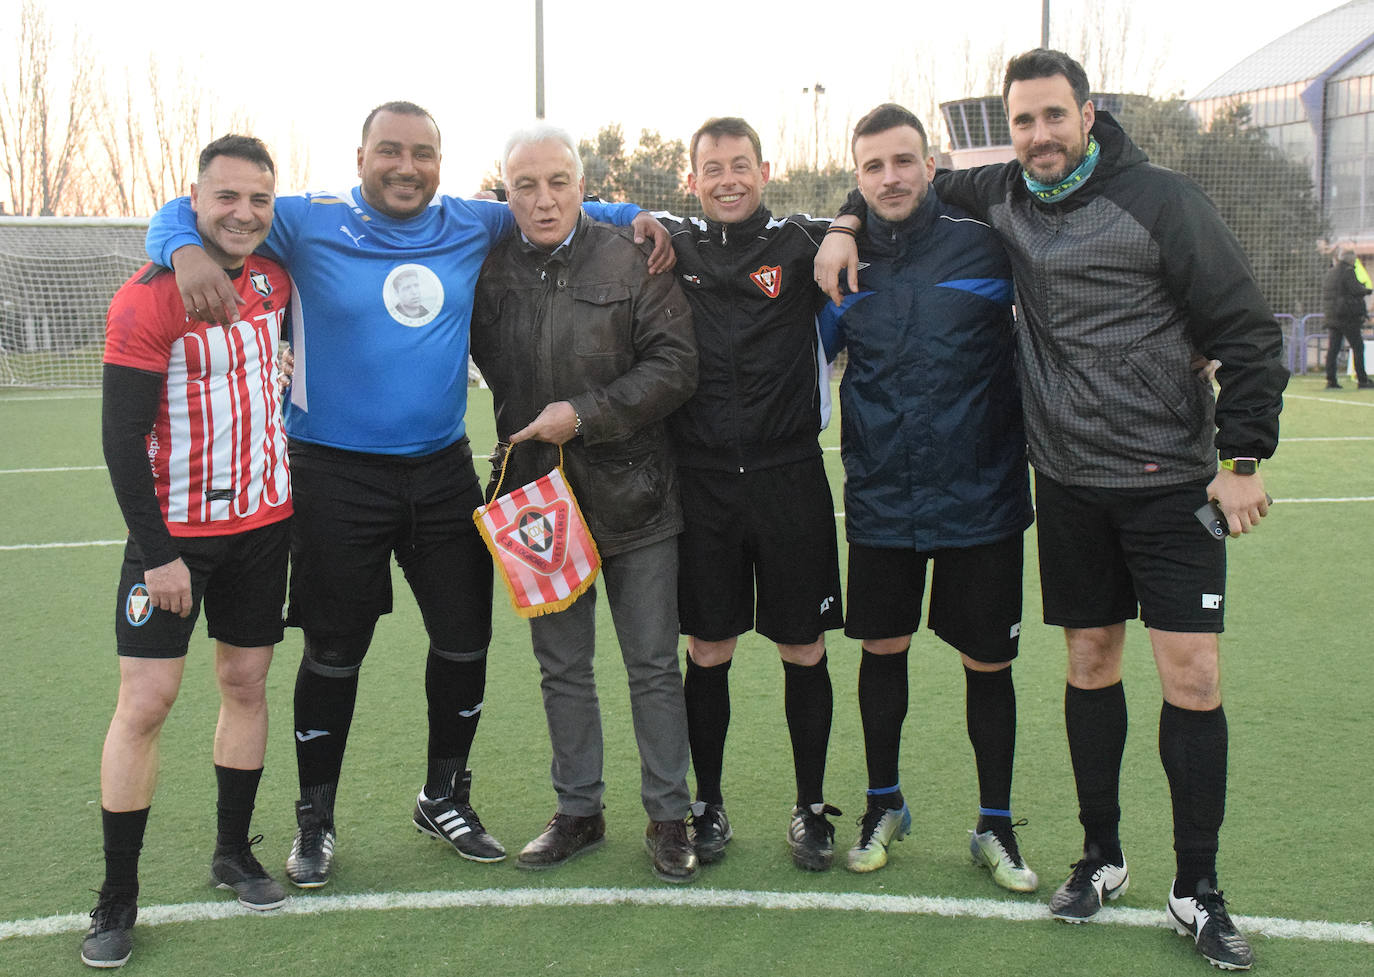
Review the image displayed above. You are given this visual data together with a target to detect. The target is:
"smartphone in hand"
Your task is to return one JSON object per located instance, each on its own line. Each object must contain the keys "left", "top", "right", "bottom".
{"left": 1194, "top": 495, "right": 1274, "bottom": 539}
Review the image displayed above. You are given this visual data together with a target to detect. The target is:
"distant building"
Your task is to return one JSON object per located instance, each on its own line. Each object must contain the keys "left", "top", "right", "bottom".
{"left": 1189, "top": 0, "right": 1374, "bottom": 250}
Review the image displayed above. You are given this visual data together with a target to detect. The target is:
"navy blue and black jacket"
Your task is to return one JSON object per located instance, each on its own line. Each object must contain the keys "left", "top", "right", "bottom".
{"left": 819, "top": 188, "right": 1032, "bottom": 550}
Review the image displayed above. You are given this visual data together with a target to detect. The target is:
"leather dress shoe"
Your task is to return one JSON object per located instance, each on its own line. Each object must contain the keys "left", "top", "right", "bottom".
{"left": 516, "top": 811, "right": 605, "bottom": 869}
{"left": 645, "top": 818, "right": 698, "bottom": 883}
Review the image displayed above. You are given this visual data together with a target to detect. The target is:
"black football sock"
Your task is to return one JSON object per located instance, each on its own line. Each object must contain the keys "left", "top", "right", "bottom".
{"left": 858, "top": 647, "right": 908, "bottom": 803}
{"left": 966, "top": 665, "right": 1016, "bottom": 833}
{"left": 425, "top": 649, "right": 487, "bottom": 797}
{"left": 783, "top": 654, "right": 833, "bottom": 807}
{"left": 1160, "top": 700, "right": 1227, "bottom": 897}
{"left": 684, "top": 655, "right": 731, "bottom": 806}
{"left": 214, "top": 765, "right": 263, "bottom": 850}
{"left": 294, "top": 660, "right": 359, "bottom": 815}
{"left": 1065, "top": 681, "right": 1127, "bottom": 864}
{"left": 100, "top": 806, "right": 150, "bottom": 899}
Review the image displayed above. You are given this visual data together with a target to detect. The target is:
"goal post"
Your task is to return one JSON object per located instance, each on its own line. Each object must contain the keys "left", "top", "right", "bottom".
{"left": 0, "top": 217, "right": 151, "bottom": 389}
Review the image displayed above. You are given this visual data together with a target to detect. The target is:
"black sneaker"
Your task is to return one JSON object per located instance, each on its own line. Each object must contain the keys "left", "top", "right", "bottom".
{"left": 1168, "top": 881, "right": 1254, "bottom": 971}
{"left": 787, "top": 803, "right": 842, "bottom": 871}
{"left": 212, "top": 834, "right": 287, "bottom": 910}
{"left": 413, "top": 770, "right": 505, "bottom": 862}
{"left": 688, "top": 801, "right": 732, "bottom": 864}
{"left": 80, "top": 890, "right": 136, "bottom": 969}
{"left": 1049, "top": 853, "right": 1129, "bottom": 921}
{"left": 285, "top": 799, "right": 335, "bottom": 889}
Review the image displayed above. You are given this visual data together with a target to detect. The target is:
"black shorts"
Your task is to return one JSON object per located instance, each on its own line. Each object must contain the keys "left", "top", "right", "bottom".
{"left": 677, "top": 457, "right": 843, "bottom": 645}
{"left": 1034, "top": 472, "right": 1227, "bottom": 633}
{"left": 844, "top": 533, "right": 1023, "bottom": 663}
{"left": 115, "top": 518, "right": 290, "bottom": 658}
{"left": 285, "top": 438, "right": 493, "bottom": 654}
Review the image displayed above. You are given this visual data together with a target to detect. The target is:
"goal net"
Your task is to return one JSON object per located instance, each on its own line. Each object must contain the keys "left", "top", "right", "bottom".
{"left": 0, "top": 217, "right": 150, "bottom": 388}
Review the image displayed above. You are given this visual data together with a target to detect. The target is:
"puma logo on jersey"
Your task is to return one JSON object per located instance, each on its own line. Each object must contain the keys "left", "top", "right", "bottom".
{"left": 339, "top": 225, "right": 367, "bottom": 248}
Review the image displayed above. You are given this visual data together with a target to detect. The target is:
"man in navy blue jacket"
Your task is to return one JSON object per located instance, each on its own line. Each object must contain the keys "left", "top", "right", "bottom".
{"left": 818, "top": 104, "right": 1037, "bottom": 892}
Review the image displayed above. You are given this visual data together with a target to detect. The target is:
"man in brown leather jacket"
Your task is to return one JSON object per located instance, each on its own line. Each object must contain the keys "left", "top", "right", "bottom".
{"left": 470, "top": 123, "right": 699, "bottom": 883}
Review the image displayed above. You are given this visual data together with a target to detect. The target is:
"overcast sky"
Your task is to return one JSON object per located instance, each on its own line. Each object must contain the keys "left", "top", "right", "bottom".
{"left": 28, "top": 0, "right": 1330, "bottom": 198}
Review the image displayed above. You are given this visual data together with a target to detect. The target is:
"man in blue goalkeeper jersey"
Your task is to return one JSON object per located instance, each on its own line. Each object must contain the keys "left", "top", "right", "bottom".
{"left": 146, "top": 101, "right": 673, "bottom": 889}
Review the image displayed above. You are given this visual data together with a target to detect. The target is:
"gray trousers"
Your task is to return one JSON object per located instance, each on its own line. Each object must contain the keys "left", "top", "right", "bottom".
{"left": 528, "top": 535, "right": 691, "bottom": 822}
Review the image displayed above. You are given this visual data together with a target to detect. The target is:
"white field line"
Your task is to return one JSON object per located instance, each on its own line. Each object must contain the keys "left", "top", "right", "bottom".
{"left": 0, "top": 540, "right": 124, "bottom": 551}
{"left": 5, "top": 884, "right": 1368, "bottom": 945}
{"left": 1285, "top": 393, "right": 1374, "bottom": 408}
{"left": 4, "top": 498, "right": 1374, "bottom": 551}
{"left": 0, "top": 465, "right": 106, "bottom": 474}
{"left": 0, "top": 440, "right": 1363, "bottom": 474}
{"left": 0, "top": 392, "right": 101, "bottom": 402}
{"left": 4, "top": 445, "right": 1371, "bottom": 475}
{"left": 1, "top": 886, "right": 1369, "bottom": 944}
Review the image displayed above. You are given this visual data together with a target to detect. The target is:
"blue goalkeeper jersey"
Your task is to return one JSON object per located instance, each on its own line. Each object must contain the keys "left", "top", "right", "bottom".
{"left": 147, "top": 188, "right": 640, "bottom": 456}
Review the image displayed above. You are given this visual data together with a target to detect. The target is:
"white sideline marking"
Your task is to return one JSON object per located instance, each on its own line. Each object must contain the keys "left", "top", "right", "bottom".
{"left": 0, "top": 540, "right": 123, "bottom": 551}
{"left": 1286, "top": 393, "right": 1374, "bottom": 408}
{"left": 4, "top": 500, "right": 1374, "bottom": 552}
{"left": 0, "top": 392, "right": 101, "bottom": 402}
{"left": 0, "top": 465, "right": 106, "bottom": 474}
{"left": 2, "top": 886, "right": 1370, "bottom": 944}
{"left": 1270, "top": 496, "right": 1374, "bottom": 503}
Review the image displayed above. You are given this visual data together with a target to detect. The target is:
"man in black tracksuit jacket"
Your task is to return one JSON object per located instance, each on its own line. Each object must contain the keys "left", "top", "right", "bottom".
{"left": 655, "top": 117, "right": 844, "bottom": 872}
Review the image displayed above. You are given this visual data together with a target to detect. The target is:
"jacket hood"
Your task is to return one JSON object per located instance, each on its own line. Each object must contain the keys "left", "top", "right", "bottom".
{"left": 1090, "top": 110, "right": 1149, "bottom": 175}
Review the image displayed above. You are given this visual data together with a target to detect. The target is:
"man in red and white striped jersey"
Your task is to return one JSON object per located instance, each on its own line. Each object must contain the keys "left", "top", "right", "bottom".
{"left": 82, "top": 135, "right": 292, "bottom": 969}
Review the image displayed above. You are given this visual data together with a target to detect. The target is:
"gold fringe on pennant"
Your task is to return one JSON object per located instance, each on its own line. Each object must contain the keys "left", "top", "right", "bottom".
{"left": 472, "top": 443, "right": 601, "bottom": 619}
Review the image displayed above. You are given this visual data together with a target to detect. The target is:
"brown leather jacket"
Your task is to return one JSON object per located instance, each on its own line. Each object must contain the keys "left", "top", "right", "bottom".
{"left": 471, "top": 214, "right": 697, "bottom": 557}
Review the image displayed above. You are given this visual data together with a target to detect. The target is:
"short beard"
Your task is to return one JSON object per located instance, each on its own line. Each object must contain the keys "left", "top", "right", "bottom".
{"left": 1040, "top": 145, "right": 1086, "bottom": 184}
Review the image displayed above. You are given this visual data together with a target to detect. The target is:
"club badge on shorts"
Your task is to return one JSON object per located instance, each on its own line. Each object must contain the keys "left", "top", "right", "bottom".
{"left": 125, "top": 583, "right": 153, "bottom": 627}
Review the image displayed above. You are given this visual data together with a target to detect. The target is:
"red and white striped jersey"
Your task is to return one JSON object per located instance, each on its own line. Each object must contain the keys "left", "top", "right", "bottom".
{"left": 104, "top": 257, "right": 293, "bottom": 536}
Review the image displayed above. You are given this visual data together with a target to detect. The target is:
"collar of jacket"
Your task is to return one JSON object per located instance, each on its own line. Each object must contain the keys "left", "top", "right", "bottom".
{"left": 515, "top": 210, "right": 590, "bottom": 268}
{"left": 702, "top": 204, "right": 772, "bottom": 246}
{"left": 862, "top": 186, "right": 938, "bottom": 255}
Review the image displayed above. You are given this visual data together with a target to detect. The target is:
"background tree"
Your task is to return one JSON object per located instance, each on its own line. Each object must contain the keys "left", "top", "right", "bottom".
{"left": 1116, "top": 96, "right": 1326, "bottom": 314}
{"left": 0, "top": 0, "right": 96, "bottom": 215}
{"left": 764, "top": 164, "right": 854, "bottom": 219}
{"left": 578, "top": 125, "right": 692, "bottom": 213}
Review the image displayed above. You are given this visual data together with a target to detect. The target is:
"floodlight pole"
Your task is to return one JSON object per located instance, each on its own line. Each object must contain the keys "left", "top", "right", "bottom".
{"left": 803, "top": 82, "right": 826, "bottom": 170}
{"left": 535, "top": 0, "right": 545, "bottom": 119}
{"left": 1041, "top": 0, "right": 1049, "bottom": 48}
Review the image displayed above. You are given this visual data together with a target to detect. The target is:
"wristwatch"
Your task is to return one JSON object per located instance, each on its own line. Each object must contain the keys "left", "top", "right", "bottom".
{"left": 1220, "top": 457, "right": 1260, "bottom": 475}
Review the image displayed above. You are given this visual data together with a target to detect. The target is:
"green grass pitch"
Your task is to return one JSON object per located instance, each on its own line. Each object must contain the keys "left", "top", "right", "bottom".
{"left": 1, "top": 377, "right": 1370, "bottom": 976}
